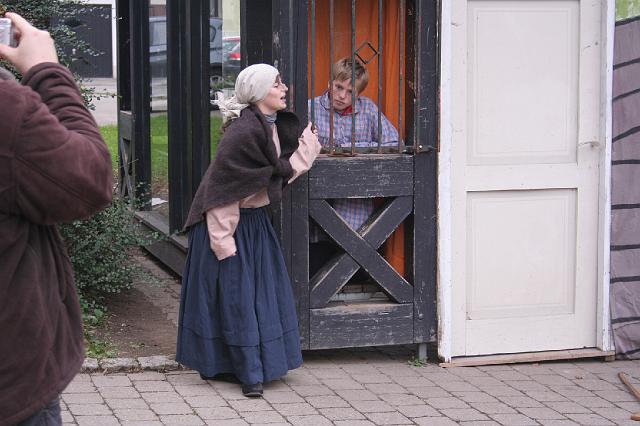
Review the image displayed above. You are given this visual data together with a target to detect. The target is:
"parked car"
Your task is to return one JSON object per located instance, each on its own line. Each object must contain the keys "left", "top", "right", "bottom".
{"left": 149, "top": 16, "right": 224, "bottom": 82}
{"left": 222, "top": 36, "right": 241, "bottom": 80}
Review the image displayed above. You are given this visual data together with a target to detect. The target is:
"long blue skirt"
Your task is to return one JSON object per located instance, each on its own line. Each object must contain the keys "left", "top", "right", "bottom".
{"left": 176, "top": 208, "right": 303, "bottom": 385}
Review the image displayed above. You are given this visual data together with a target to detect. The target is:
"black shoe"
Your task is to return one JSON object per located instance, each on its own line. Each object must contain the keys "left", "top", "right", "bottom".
{"left": 241, "top": 382, "right": 263, "bottom": 397}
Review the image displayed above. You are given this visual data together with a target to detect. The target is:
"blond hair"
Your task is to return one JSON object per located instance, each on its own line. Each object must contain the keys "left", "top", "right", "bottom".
{"left": 331, "top": 57, "right": 369, "bottom": 93}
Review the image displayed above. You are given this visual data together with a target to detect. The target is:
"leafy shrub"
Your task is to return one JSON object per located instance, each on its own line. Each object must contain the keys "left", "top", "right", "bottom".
{"left": 59, "top": 195, "right": 159, "bottom": 311}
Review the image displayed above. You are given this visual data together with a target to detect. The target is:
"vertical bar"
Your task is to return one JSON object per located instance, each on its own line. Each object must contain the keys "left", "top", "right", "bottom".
{"left": 398, "top": 0, "right": 405, "bottom": 152}
{"left": 376, "top": 0, "right": 383, "bottom": 153}
{"left": 310, "top": 0, "right": 315, "bottom": 124}
{"left": 351, "top": 0, "right": 356, "bottom": 156}
{"left": 329, "top": 0, "right": 335, "bottom": 154}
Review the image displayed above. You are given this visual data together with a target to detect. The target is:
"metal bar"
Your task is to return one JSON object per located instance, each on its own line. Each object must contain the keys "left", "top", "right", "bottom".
{"left": 398, "top": 0, "right": 405, "bottom": 152}
{"left": 310, "top": 0, "right": 315, "bottom": 124}
{"left": 329, "top": 0, "right": 335, "bottom": 154}
{"left": 351, "top": 0, "right": 356, "bottom": 156}
{"left": 377, "top": 0, "right": 383, "bottom": 153}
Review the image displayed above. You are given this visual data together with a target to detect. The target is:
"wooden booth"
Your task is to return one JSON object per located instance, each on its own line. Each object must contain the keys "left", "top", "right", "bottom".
{"left": 116, "top": 0, "right": 439, "bottom": 357}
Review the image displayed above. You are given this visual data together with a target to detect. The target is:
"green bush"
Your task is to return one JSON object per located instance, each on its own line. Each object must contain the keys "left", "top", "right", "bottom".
{"left": 59, "top": 195, "right": 158, "bottom": 311}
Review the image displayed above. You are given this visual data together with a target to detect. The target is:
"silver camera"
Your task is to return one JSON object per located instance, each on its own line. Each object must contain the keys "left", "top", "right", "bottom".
{"left": 0, "top": 18, "right": 14, "bottom": 46}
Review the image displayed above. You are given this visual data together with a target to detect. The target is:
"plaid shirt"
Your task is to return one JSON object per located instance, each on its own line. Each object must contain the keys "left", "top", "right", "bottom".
{"left": 309, "top": 93, "right": 398, "bottom": 241}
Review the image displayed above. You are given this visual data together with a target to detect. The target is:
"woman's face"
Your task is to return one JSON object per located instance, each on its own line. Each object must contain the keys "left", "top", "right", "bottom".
{"left": 256, "top": 75, "right": 288, "bottom": 115}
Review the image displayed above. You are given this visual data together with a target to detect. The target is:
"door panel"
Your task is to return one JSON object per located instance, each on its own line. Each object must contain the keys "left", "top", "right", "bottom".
{"left": 451, "top": 0, "right": 602, "bottom": 356}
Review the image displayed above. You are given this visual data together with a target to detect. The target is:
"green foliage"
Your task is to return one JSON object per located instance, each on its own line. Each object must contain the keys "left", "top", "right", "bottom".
{"left": 59, "top": 195, "right": 159, "bottom": 311}
{"left": 407, "top": 356, "right": 427, "bottom": 368}
{"left": 618, "top": 0, "right": 640, "bottom": 19}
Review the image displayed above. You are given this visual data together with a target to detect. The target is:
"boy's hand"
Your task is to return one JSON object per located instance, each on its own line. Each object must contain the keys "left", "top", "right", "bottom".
{"left": 0, "top": 12, "right": 58, "bottom": 75}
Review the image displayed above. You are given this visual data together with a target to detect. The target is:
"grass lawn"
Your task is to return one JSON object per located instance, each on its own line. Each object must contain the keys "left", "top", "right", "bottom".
{"left": 100, "top": 114, "right": 223, "bottom": 187}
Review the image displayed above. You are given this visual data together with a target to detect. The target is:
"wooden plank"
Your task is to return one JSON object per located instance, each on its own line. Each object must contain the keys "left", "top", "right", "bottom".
{"left": 309, "top": 155, "right": 414, "bottom": 199}
{"left": 118, "top": 111, "right": 133, "bottom": 140}
{"left": 440, "top": 349, "right": 617, "bottom": 368}
{"left": 309, "top": 196, "right": 414, "bottom": 308}
{"left": 290, "top": 174, "right": 311, "bottom": 349}
{"left": 310, "top": 303, "right": 414, "bottom": 349}
{"left": 310, "top": 200, "right": 413, "bottom": 304}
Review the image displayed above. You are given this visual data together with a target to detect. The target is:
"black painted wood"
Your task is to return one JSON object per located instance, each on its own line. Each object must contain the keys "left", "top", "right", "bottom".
{"left": 310, "top": 303, "right": 414, "bottom": 349}
{"left": 309, "top": 200, "right": 413, "bottom": 304}
{"left": 290, "top": 175, "right": 311, "bottom": 348}
{"left": 309, "top": 196, "right": 414, "bottom": 308}
{"left": 308, "top": 155, "right": 414, "bottom": 199}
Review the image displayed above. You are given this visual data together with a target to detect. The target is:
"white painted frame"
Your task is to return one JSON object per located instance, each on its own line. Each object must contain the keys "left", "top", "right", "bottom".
{"left": 437, "top": 0, "right": 616, "bottom": 362}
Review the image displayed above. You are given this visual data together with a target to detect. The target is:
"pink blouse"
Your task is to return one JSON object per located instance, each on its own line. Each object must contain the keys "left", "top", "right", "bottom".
{"left": 206, "top": 123, "right": 321, "bottom": 260}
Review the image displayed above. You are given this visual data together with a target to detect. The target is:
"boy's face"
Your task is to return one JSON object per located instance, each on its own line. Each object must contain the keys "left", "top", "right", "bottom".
{"left": 329, "top": 79, "right": 355, "bottom": 112}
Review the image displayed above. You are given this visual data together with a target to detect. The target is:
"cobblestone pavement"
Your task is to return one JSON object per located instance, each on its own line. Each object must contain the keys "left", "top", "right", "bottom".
{"left": 60, "top": 353, "right": 640, "bottom": 426}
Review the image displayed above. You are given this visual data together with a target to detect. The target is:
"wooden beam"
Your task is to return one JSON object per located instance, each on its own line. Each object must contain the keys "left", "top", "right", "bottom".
{"left": 440, "top": 348, "right": 617, "bottom": 368}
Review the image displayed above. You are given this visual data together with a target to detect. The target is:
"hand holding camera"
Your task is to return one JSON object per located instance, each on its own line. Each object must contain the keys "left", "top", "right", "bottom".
{"left": 0, "top": 12, "right": 58, "bottom": 75}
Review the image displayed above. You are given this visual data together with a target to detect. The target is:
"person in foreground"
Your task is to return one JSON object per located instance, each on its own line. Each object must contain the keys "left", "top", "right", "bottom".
{"left": 176, "top": 64, "right": 321, "bottom": 397}
{"left": 0, "top": 12, "right": 113, "bottom": 426}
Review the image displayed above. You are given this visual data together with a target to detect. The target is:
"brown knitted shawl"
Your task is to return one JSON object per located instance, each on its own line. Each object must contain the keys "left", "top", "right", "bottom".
{"left": 184, "top": 104, "right": 301, "bottom": 229}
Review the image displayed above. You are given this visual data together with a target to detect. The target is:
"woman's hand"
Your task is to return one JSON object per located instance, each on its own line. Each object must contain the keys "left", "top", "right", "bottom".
{"left": 301, "top": 122, "right": 321, "bottom": 157}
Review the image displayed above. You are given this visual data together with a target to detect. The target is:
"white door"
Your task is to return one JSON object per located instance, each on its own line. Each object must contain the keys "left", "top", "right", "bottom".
{"left": 448, "top": 0, "right": 604, "bottom": 356}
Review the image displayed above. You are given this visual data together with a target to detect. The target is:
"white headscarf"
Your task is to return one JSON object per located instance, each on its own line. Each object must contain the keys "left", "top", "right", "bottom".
{"left": 212, "top": 63, "right": 279, "bottom": 123}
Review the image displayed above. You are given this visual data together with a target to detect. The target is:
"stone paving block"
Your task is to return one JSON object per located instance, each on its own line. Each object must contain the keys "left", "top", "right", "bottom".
{"left": 334, "top": 389, "right": 379, "bottom": 401}
{"left": 364, "top": 410, "right": 413, "bottom": 424}
{"left": 438, "top": 381, "right": 481, "bottom": 392}
{"left": 549, "top": 385, "right": 597, "bottom": 397}
{"left": 128, "top": 372, "right": 167, "bottom": 381}
{"left": 574, "top": 379, "right": 619, "bottom": 391}
{"left": 489, "top": 413, "right": 538, "bottom": 425}
{"left": 174, "top": 384, "right": 219, "bottom": 397}
{"left": 141, "top": 392, "right": 183, "bottom": 404}
{"left": 395, "top": 404, "right": 441, "bottom": 418}
{"left": 100, "top": 358, "right": 139, "bottom": 373}
{"left": 309, "top": 367, "right": 347, "bottom": 379}
{"left": 71, "top": 374, "right": 92, "bottom": 383}
{"left": 183, "top": 395, "right": 227, "bottom": 408}
{"left": 379, "top": 392, "right": 424, "bottom": 406}
{"left": 341, "top": 365, "right": 380, "bottom": 375}
{"left": 481, "top": 385, "right": 525, "bottom": 397}
{"left": 63, "top": 381, "right": 97, "bottom": 394}
{"left": 261, "top": 390, "right": 305, "bottom": 404}
{"left": 414, "top": 417, "right": 459, "bottom": 425}
{"left": 287, "top": 414, "right": 334, "bottom": 425}
{"left": 349, "top": 399, "right": 395, "bottom": 413}
{"left": 60, "top": 410, "right": 74, "bottom": 422}
{"left": 408, "top": 386, "right": 451, "bottom": 398}
{"left": 158, "top": 414, "right": 204, "bottom": 425}
{"left": 479, "top": 365, "right": 515, "bottom": 372}
{"left": 392, "top": 375, "right": 436, "bottom": 388}
{"left": 306, "top": 395, "right": 351, "bottom": 409}
{"left": 194, "top": 406, "right": 240, "bottom": 420}
{"left": 512, "top": 365, "right": 555, "bottom": 375}
{"left": 426, "top": 396, "right": 471, "bottom": 409}
{"left": 497, "top": 396, "right": 544, "bottom": 408}
{"left": 204, "top": 419, "right": 248, "bottom": 425}
{"left": 62, "top": 393, "right": 104, "bottom": 404}
{"left": 489, "top": 371, "right": 531, "bottom": 381}
{"left": 507, "top": 381, "right": 550, "bottom": 392}
{"left": 439, "top": 408, "right": 490, "bottom": 422}
{"left": 75, "top": 415, "right": 120, "bottom": 425}
{"left": 544, "top": 400, "right": 594, "bottom": 414}
{"left": 120, "top": 421, "right": 165, "bottom": 425}
{"left": 375, "top": 365, "right": 420, "bottom": 377}
{"left": 290, "top": 385, "right": 334, "bottom": 397}
{"left": 469, "top": 402, "right": 517, "bottom": 414}
{"left": 595, "top": 407, "right": 636, "bottom": 420}
{"left": 229, "top": 399, "right": 273, "bottom": 412}
{"left": 524, "top": 390, "right": 569, "bottom": 402}
{"left": 458, "top": 421, "right": 501, "bottom": 425}
{"left": 134, "top": 380, "right": 174, "bottom": 392}
{"left": 82, "top": 358, "right": 99, "bottom": 373}
{"left": 321, "top": 378, "right": 365, "bottom": 390}
{"left": 240, "top": 410, "right": 286, "bottom": 423}
{"left": 453, "top": 391, "right": 499, "bottom": 403}
{"left": 93, "top": 375, "right": 132, "bottom": 387}
{"left": 364, "top": 383, "right": 407, "bottom": 394}
{"left": 595, "top": 390, "right": 639, "bottom": 402}
{"left": 138, "top": 355, "right": 180, "bottom": 371}
{"left": 567, "top": 395, "right": 613, "bottom": 408}
{"left": 263, "top": 380, "right": 291, "bottom": 392}
{"left": 565, "top": 413, "right": 615, "bottom": 425}
{"left": 517, "top": 406, "right": 567, "bottom": 420}
{"left": 333, "top": 421, "right": 376, "bottom": 426}
{"left": 166, "top": 373, "right": 204, "bottom": 385}
{"left": 615, "top": 401, "right": 640, "bottom": 411}
{"left": 149, "top": 402, "right": 193, "bottom": 415}
{"left": 282, "top": 371, "right": 322, "bottom": 386}
{"left": 350, "top": 373, "right": 392, "bottom": 384}
{"left": 319, "top": 407, "right": 367, "bottom": 421}
{"left": 467, "top": 377, "right": 507, "bottom": 387}
{"left": 576, "top": 362, "right": 617, "bottom": 374}
{"left": 271, "top": 402, "right": 318, "bottom": 416}
{"left": 105, "top": 398, "right": 149, "bottom": 409}
{"left": 114, "top": 408, "right": 158, "bottom": 421}
{"left": 67, "top": 403, "right": 112, "bottom": 416}
{"left": 537, "top": 421, "right": 581, "bottom": 426}
{"left": 448, "top": 367, "right": 490, "bottom": 378}
{"left": 531, "top": 375, "right": 581, "bottom": 386}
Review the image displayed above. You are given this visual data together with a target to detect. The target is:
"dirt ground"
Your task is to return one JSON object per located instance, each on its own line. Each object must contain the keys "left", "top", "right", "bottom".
{"left": 93, "top": 250, "right": 181, "bottom": 358}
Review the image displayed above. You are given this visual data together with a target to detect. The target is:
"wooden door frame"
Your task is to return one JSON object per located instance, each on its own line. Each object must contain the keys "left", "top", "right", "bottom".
{"left": 437, "top": 0, "right": 616, "bottom": 362}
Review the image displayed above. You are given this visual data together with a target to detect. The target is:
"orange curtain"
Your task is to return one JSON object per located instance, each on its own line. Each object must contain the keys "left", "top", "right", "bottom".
{"left": 308, "top": 0, "right": 407, "bottom": 278}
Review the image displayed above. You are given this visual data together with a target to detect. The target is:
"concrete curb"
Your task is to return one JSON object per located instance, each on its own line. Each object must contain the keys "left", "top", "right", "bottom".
{"left": 82, "top": 355, "right": 184, "bottom": 374}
